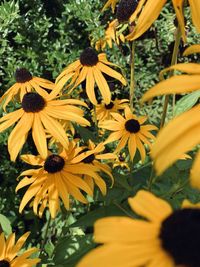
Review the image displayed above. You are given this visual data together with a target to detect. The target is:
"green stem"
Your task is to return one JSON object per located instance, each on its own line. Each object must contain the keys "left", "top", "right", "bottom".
{"left": 39, "top": 215, "right": 51, "bottom": 257}
{"left": 113, "top": 201, "right": 134, "bottom": 218}
{"left": 160, "top": 25, "right": 182, "bottom": 128}
{"left": 130, "top": 41, "right": 135, "bottom": 112}
{"left": 147, "top": 166, "right": 155, "bottom": 192}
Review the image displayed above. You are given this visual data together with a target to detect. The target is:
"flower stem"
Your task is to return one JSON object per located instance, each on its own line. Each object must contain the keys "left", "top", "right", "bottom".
{"left": 130, "top": 41, "right": 135, "bottom": 112}
{"left": 39, "top": 215, "right": 51, "bottom": 257}
{"left": 160, "top": 25, "right": 182, "bottom": 128}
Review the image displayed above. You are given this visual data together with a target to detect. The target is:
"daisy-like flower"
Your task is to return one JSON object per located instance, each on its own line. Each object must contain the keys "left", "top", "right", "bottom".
{"left": 95, "top": 98, "right": 128, "bottom": 122}
{"left": 102, "top": 0, "right": 119, "bottom": 13}
{"left": 94, "top": 20, "right": 125, "bottom": 51}
{"left": 54, "top": 47, "right": 127, "bottom": 105}
{"left": 78, "top": 190, "right": 200, "bottom": 267}
{"left": 0, "top": 90, "right": 90, "bottom": 161}
{"left": 99, "top": 106, "right": 157, "bottom": 161}
{"left": 113, "top": 153, "right": 130, "bottom": 170}
{"left": 0, "top": 68, "right": 55, "bottom": 110}
{"left": 79, "top": 140, "right": 116, "bottom": 194}
{"left": 16, "top": 141, "right": 107, "bottom": 218}
{"left": 126, "top": 0, "right": 200, "bottom": 42}
{"left": 0, "top": 231, "right": 40, "bottom": 267}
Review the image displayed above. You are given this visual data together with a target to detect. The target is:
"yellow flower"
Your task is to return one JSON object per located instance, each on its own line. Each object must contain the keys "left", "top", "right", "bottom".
{"left": 80, "top": 140, "right": 116, "bottom": 194}
{"left": 99, "top": 106, "right": 157, "bottom": 161}
{"left": 0, "top": 90, "right": 90, "bottom": 161}
{"left": 94, "top": 20, "right": 125, "bottom": 51}
{"left": 0, "top": 232, "right": 40, "bottom": 267}
{"left": 142, "top": 105, "right": 199, "bottom": 178}
{"left": 126, "top": 0, "right": 200, "bottom": 42}
{"left": 55, "top": 47, "right": 127, "bottom": 105}
{"left": 16, "top": 141, "right": 105, "bottom": 218}
{"left": 142, "top": 63, "right": 200, "bottom": 103}
{"left": 102, "top": 0, "right": 118, "bottom": 13}
{"left": 113, "top": 152, "right": 130, "bottom": 170}
{"left": 95, "top": 98, "right": 128, "bottom": 122}
{"left": 0, "top": 68, "right": 54, "bottom": 110}
{"left": 78, "top": 190, "right": 200, "bottom": 267}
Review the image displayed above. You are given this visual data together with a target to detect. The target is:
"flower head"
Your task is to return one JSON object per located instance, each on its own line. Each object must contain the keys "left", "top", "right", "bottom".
{"left": 1, "top": 68, "right": 54, "bottom": 110}
{"left": 0, "top": 232, "right": 40, "bottom": 267}
{"left": 126, "top": 0, "right": 200, "bottom": 42}
{"left": 99, "top": 106, "right": 157, "bottom": 161}
{"left": 0, "top": 90, "right": 90, "bottom": 161}
{"left": 95, "top": 98, "right": 128, "bottom": 122}
{"left": 78, "top": 190, "right": 200, "bottom": 267}
{"left": 78, "top": 140, "right": 116, "bottom": 194}
{"left": 55, "top": 47, "right": 127, "bottom": 105}
{"left": 16, "top": 141, "right": 108, "bottom": 218}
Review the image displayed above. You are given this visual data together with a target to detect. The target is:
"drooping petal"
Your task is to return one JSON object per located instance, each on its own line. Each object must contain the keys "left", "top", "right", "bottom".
{"left": 183, "top": 44, "right": 200, "bottom": 56}
{"left": 128, "top": 190, "right": 172, "bottom": 222}
{"left": 188, "top": 0, "right": 200, "bottom": 32}
{"left": 126, "top": 0, "right": 167, "bottom": 41}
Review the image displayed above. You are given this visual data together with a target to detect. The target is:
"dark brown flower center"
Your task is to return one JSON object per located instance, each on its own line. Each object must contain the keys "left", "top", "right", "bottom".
{"left": 44, "top": 155, "right": 65, "bottom": 173}
{"left": 80, "top": 47, "right": 98, "bottom": 66}
{"left": 119, "top": 154, "right": 125, "bottom": 162}
{"left": 22, "top": 92, "right": 46, "bottom": 113}
{"left": 116, "top": 0, "right": 138, "bottom": 23}
{"left": 81, "top": 148, "right": 95, "bottom": 163}
{"left": 160, "top": 208, "right": 200, "bottom": 267}
{"left": 105, "top": 101, "right": 114, "bottom": 110}
{"left": 15, "top": 68, "right": 32, "bottom": 83}
{"left": 0, "top": 260, "right": 10, "bottom": 267}
{"left": 125, "top": 119, "right": 140, "bottom": 133}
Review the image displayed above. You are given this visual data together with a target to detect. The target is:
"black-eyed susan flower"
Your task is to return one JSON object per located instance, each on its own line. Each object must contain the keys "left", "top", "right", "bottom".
{"left": 95, "top": 98, "right": 128, "bottom": 122}
{"left": 94, "top": 20, "right": 125, "bottom": 51}
{"left": 0, "top": 90, "right": 90, "bottom": 161}
{"left": 0, "top": 231, "right": 40, "bottom": 267}
{"left": 78, "top": 140, "right": 116, "bottom": 194}
{"left": 16, "top": 141, "right": 105, "bottom": 218}
{"left": 102, "top": 0, "right": 118, "bottom": 13}
{"left": 142, "top": 63, "right": 200, "bottom": 103}
{"left": 55, "top": 47, "right": 127, "bottom": 105}
{"left": 113, "top": 152, "right": 130, "bottom": 170}
{"left": 126, "top": 0, "right": 200, "bottom": 42}
{"left": 0, "top": 68, "right": 55, "bottom": 110}
{"left": 145, "top": 105, "right": 200, "bottom": 177}
{"left": 99, "top": 106, "right": 157, "bottom": 161}
{"left": 78, "top": 190, "right": 200, "bottom": 267}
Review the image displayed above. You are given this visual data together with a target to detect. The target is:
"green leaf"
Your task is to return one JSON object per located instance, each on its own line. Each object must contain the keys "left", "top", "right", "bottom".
{"left": 0, "top": 214, "right": 12, "bottom": 235}
{"left": 174, "top": 90, "right": 200, "bottom": 117}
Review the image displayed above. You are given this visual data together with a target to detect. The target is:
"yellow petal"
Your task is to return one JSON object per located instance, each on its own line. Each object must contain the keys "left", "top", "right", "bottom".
{"left": 188, "top": 0, "right": 200, "bottom": 32}
{"left": 190, "top": 149, "right": 200, "bottom": 190}
{"left": 128, "top": 190, "right": 172, "bottom": 222}
{"left": 142, "top": 75, "right": 200, "bottom": 103}
{"left": 152, "top": 105, "right": 200, "bottom": 174}
{"left": 32, "top": 113, "right": 47, "bottom": 159}
{"left": 126, "top": 0, "right": 166, "bottom": 41}
{"left": 86, "top": 67, "right": 97, "bottom": 105}
{"left": 94, "top": 217, "right": 158, "bottom": 243}
{"left": 93, "top": 66, "right": 111, "bottom": 104}
{"left": 172, "top": 0, "right": 186, "bottom": 42}
{"left": 183, "top": 44, "right": 200, "bottom": 56}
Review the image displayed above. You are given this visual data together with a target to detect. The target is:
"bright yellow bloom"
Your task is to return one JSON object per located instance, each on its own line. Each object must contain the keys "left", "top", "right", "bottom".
{"left": 80, "top": 140, "right": 116, "bottom": 194}
{"left": 16, "top": 141, "right": 105, "bottom": 218}
{"left": 142, "top": 63, "right": 200, "bottom": 103}
{"left": 113, "top": 152, "right": 130, "bottom": 170}
{"left": 95, "top": 98, "right": 128, "bottom": 122}
{"left": 126, "top": 0, "right": 200, "bottom": 42}
{"left": 0, "top": 90, "right": 89, "bottom": 161}
{"left": 102, "top": 0, "right": 118, "bottom": 13}
{"left": 143, "top": 105, "right": 198, "bottom": 177}
{"left": 0, "top": 232, "right": 40, "bottom": 267}
{"left": 78, "top": 190, "right": 200, "bottom": 267}
{"left": 0, "top": 68, "right": 54, "bottom": 110}
{"left": 99, "top": 106, "right": 157, "bottom": 161}
{"left": 54, "top": 47, "right": 127, "bottom": 105}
